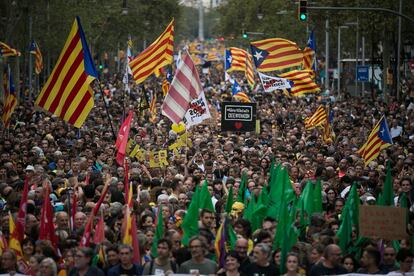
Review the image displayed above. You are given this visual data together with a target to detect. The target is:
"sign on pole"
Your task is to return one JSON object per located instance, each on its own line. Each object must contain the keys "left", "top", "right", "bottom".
{"left": 359, "top": 205, "right": 407, "bottom": 240}
{"left": 356, "top": 65, "right": 369, "bottom": 82}
{"left": 221, "top": 102, "right": 257, "bottom": 132}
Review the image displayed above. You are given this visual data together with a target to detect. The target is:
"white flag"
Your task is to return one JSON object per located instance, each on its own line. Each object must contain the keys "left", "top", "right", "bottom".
{"left": 183, "top": 91, "right": 211, "bottom": 129}
{"left": 258, "top": 72, "right": 292, "bottom": 92}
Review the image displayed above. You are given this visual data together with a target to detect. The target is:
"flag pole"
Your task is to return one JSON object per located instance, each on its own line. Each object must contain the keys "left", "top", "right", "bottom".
{"left": 97, "top": 82, "right": 117, "bottom": 141}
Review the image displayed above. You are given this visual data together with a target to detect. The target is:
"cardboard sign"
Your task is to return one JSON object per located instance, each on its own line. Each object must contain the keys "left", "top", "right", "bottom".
{"left": 183, "top": 91, "right": 211, "bottom": 129}
{"left": 221, "top": 102, "right": 257, "bottom": 132}
{"left": 359, "top": 205, "right": 407, "bottom": 240}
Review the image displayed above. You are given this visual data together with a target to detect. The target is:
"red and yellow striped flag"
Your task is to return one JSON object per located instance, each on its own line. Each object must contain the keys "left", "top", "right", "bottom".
{"left": 2, "top": 67, "right": 17, "bottom": 128}
{"left": 304, "top": 105, "right": 327, "bottom": 130}
{"left": 0, "top": 42, "right": 20, "bottom": 57}
{"left": 226, "top": 47, "right": 255, "bottom": 88}
{"left": 9, "top": 212, "right": 23, "bottom": 259}
{"left": 30, "top": 40, "right": 43, "bottom": 75}
{"left": 302, "top": 47, "right": 316, "bottom": 78}
{"left": 246, "top": 54, "right": 255, "bottom": 88}
{"left": 129, "top": 19, "right": 174, "bottom": 84}
{"left": 233, "top": 92, "right": 251, "bottom": 103}
{"left": 35, "top": 17, "right": 97, "bottom": 128}
{"left": 278, "top": 69, "right": 320, "bottom": 97}
{"left": 250, "top": 38, "right": 303, "bottom": 72}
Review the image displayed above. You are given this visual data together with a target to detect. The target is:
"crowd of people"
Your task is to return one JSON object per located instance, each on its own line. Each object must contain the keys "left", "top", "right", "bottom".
{"left": 1, "top": 39, "right": 414, "bottom": 276}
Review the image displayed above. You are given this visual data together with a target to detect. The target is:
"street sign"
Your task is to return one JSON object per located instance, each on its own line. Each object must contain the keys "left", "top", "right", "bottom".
{"left": 221, "top": 102, "right": 257, "bottom": 132}
{"left": 356, "top": 65, "right": 369, "bottom": 82}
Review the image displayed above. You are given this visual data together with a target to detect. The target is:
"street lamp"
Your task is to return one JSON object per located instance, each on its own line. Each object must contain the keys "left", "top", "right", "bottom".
{"left": 257, "top": 6, "right": 264, "bottom": 20}
{"left": 121, "top": 0, "right": 128, "bottom": 15}
{"left": 337, "top": 25, "right": 349, "bottom": 99}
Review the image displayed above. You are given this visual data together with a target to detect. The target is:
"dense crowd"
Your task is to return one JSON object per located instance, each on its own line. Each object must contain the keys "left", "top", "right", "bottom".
{"left": 1, "top": 42, "right": 414, "bottom": 276}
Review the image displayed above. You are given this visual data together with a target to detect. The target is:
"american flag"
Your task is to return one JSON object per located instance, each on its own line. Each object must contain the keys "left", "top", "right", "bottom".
{"left": 161, "top": 53, "right": 202, "bottom": 123}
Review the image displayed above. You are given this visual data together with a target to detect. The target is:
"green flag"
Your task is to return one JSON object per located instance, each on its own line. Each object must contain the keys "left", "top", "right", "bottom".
{"left": 312, "top": 179, "right": 323, "bottom": 213}
{"left": 267, "top": 168, "right": 295, "bottom": 220}
{"left": 225, "top": 186, "right": 234, "bottom": 214}
{"left": 251, "top": 191, "right": 268, "bottom": 232}
{"left": 151, "top": 208, "right": 164, "bottom": 257}
{"left": 237, "top": 173, "right": 248, "bottom": 203}
{"left": 199, "top": 180, "right": 215, "bottom": 212}
{"left": 380, "top": 161, "right": 394, "bottom": 206}
{"left": 243, "top": 195, "right": 255, "bottom": 223}
{"left": 181, "top": 187, "right": 200, "bottom": 246}
{"left": 337, "top": 205, "right": 352, "bottom": 254}
{"left": 336, "top": 184, "right": 360, "bottom": 254}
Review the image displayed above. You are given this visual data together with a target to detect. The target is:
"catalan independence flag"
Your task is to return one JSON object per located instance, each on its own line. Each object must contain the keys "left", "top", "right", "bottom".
{"left": 2, "top": 67, "right": 17, "bottom": 128}
{"left": 29, "top": 40, "right": 43, "bottom": 75}
{"left": 129, "top": 19, "right": 174, "bottom": 84}
{"left": 357, "top": 116, "right": 393, "bottom": 166}
{"left": 225, "top": 48, "right": 255, "bottom": 88}
{"left": 250, "top": 38, "right": 303, "bottom": 72}
{"left": 303, "top": 31, "right": 317, "bottom": 73}
{"left": 0, "top": 42, "right": 21, "bottom": 57}
{"left": 9, "top": 212, "right": 23, "bottom": 259}
{"left": 35, "top": 17, "right": 97, "bottom": 128}
{"left": 304, "top": 105, "right": 327, "bottom": 130}
{"left": 278, "top": 69, "right": 320, "bottom": 97}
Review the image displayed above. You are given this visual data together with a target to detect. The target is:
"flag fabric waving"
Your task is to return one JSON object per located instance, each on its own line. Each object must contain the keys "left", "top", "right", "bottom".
{"left": 35, "top": 17, "right": 98, "bottom": 128}
{"left": 29, "top": 40, "right": 43, "bottom": 74}
{"left": 39, "top": 186, "right": 58, "bottom": 249}
{"left": 115, "top": 111, "right": 134, "bottom": 166}
{"left": 278, "top": 69, "right": 320, "bottom": 96}
{"left": 9, "top": 212, "right": 23, "bottom": 259}
{"left": 303, "top": 31, "right": 317, "bottom": 72}
{"left": 2, "top": 67, "right": 17, "bottom": 127}
{"left": 225, "top": 48, "right": 255, "bottom": 88}
{"left": 129, "top": 19, "right": 174, "bottom": 84}
{"left": 250, "top": 38, "right": 303, "bottom": 72}
{"left": 304, "top": 105, "right": 327, "bottom": 130}
{"left": 357, "top": 116, "right": 393, "bottom": 166}
{"left": 161, "top": 53, "right": 203, "bottom": 123}
{"left": 230, "top": 78, "right": 251, "bottom": 103}
{"left": 0, "top": 42, "right": 20, "bottom": 57}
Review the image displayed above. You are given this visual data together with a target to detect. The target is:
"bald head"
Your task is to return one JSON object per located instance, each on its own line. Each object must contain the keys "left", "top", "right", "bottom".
{"left": 235, "top": 238, "right": 249, "bottom": 259}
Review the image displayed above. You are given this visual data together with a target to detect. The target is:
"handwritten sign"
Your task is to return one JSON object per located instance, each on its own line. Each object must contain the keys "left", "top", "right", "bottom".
{"left": 359, "top": 205, "right": 407, "bottom": 240}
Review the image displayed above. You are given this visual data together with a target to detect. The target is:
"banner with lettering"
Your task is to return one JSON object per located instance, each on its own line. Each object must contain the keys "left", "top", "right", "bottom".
{"left": 258, "top": 72, "right": 292, "bottom": 92}
{"left": 183, "top": 91, "right": 211, "bottom": 129}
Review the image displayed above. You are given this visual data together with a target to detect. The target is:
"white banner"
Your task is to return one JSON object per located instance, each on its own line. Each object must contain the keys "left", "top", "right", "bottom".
{"left": 258, "top": 72, "right": 292, "bottom": 92}
{"left": 183, "top": 91, "right": 211, "bottom": 129}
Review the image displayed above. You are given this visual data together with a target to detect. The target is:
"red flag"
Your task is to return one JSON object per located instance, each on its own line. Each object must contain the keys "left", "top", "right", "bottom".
{"left": 39, "top": 186, "right": 58, "bottom": 249}
{"left": 93, "top": 213, "right": 105, "bottom": 244}
{"left": 71, "top": 192, "right": 77, "bottom": 231}
{"left": 131, "top": 215, "right": 141, "bottom": 264}
{"left": 115, "top": 111, "right": 134, "bottom": 166}
{"left": 80, "top": 181, "right": 109, "bottom": 247}
{"left": 16, "top": 177, "right": 29, "bottom": 240}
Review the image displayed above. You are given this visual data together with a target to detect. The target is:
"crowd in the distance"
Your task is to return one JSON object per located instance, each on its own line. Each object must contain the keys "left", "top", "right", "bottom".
{"left": 1, "top": 40, "right": 414, "bottom": 276}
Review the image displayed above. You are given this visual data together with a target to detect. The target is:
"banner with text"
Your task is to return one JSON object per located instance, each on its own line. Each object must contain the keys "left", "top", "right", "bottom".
{"left": 183, "top": 91, "right": 211, "bottom": 129}
{"left": 258, "top": 72, "right": 292, "bottom": 92}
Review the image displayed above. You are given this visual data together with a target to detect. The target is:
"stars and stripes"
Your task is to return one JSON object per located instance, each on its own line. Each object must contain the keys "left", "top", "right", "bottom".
{"left": 0, "top": 42, "right": 20, "bottom": 57}
{"left": 278, "top": 69, "right": 320, "bottom": 97}
{"left": 357, "top": 116, "right": 393, "bottom": 166}
{"left": 35, "top": 17, "right": 98, "bottom": 128}
{"left": 2, "top": 67, "right": 17, "bottom": 128}
{"left": 29, "top": 40, "right": 43, "bottom": 74}
{"left": 304, "top": 105, "right": 327, "bottom": 130}
{"left": 250, "top": 38, "right": 303, "bottom": 72}
{"left": 129, "top": 19, "right": 174, "bottom": 84}
{"left": 161, "top": 53, "right": 203, "bottom": 123}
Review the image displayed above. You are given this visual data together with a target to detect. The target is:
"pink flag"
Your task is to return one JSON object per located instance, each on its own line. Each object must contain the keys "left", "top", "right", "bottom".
{"left": 115, "top": 111, "right": 133, "bottom": 166}
{"left": 161, "top": 53, "right": 203, "bottom": 123}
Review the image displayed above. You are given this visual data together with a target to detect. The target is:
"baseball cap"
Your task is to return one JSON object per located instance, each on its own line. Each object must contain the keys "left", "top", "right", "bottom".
{"left": 25, "top": 165, "right": 35, "bottom": 172}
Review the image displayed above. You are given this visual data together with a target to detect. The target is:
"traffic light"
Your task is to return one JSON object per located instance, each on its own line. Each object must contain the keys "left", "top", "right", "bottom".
{"left": 98, "top": 64, "right": 104, "bottom": 70}
{"left": 242, "top": 30, "right": 248, "bottom": 39}
{"left": 298, "top": 0, "right": 308, "bottom": 22}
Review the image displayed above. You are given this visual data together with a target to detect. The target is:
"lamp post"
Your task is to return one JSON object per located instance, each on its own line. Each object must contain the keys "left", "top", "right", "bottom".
{"left": 345, "top": 22, "right": 358, "bottom": 97}
{"left": 337, "top": 25, "right": 349, "bottom": 99}
{"left": 403, "top": 40, "right": 411, "bottom": 77}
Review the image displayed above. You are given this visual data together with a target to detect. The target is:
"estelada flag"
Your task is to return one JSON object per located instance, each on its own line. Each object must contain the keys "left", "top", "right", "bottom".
{"left": 35, "top": 17, "right": 98, "bottom": 128}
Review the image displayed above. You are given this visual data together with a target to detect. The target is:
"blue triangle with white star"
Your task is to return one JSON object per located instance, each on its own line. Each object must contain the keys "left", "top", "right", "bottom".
{"left": 225, "top": 49, "right": 232, "bottom": 70}
{"left": 232, "top": 79, "right": 242, "bottom": 95}
{"left": 378, "top": 117, "right": 393, "bottom": 144}
{"left": 250, "top": 45, "right": 269, "bottom": 68}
